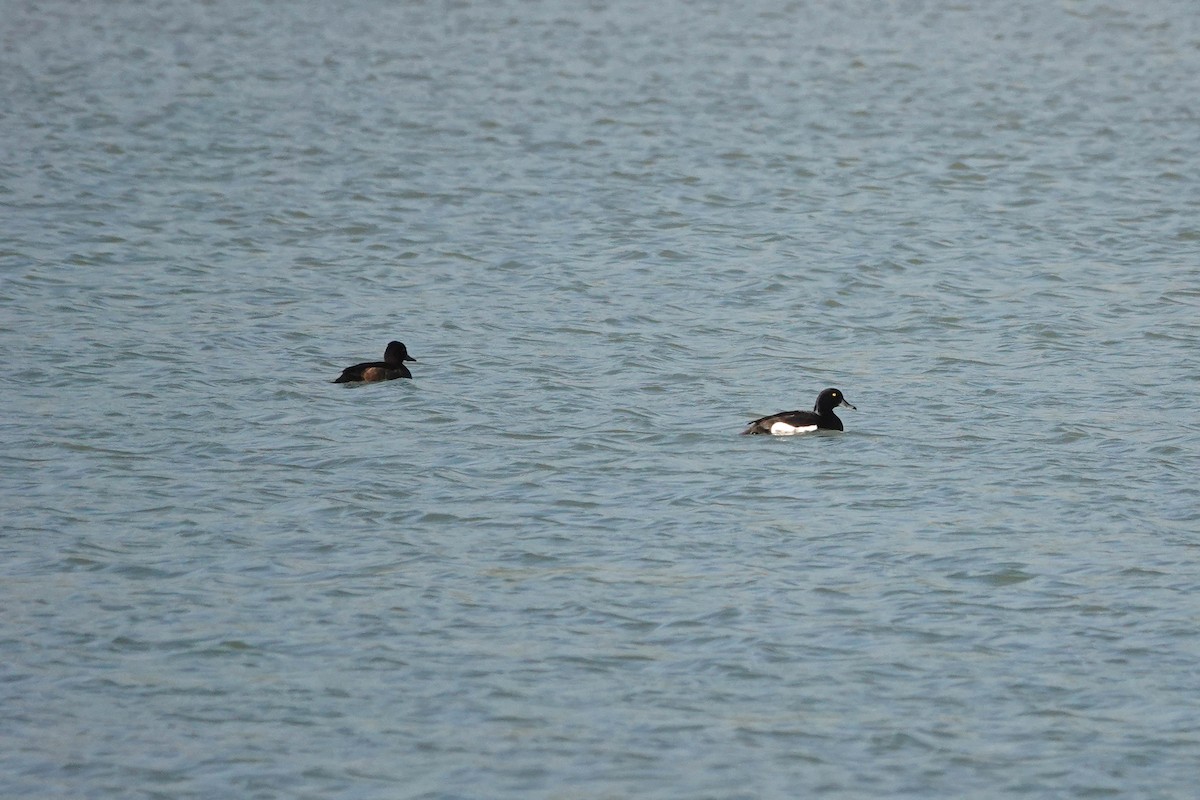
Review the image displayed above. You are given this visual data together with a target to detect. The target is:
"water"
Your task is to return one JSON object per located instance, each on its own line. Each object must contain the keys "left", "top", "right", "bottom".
{"left": 3, "top": 0, "right": 1199, "bottom": 797}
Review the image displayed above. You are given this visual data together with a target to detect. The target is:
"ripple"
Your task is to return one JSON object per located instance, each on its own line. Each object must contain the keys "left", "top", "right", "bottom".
{"left": 4, "top": 1, "right": 1200, "bottom": 798}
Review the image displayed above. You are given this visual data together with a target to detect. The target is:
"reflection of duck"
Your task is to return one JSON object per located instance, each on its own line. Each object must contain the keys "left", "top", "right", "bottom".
{"left": 741, "top": 388, "right": 855, "bottom": 435}
{"left": 333, "top": 341, "right": 416, "bottom": 383}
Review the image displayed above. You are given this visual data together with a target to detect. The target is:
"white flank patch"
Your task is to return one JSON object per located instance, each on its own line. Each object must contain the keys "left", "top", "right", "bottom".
{"left": 769, "top": 422, "right": 818, "bottom": 436}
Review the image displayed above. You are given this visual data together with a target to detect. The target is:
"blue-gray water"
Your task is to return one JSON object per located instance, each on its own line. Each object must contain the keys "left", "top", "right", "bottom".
{"left": 3, "top": 1, "right": 1199, "bottom": 797}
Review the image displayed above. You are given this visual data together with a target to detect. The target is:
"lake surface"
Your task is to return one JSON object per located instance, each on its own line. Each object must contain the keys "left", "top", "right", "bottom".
{"left": 3, "top": 0, "right": 1199, "bottom": 797}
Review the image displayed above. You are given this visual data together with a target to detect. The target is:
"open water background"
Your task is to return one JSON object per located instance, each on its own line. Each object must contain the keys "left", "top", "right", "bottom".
{"left": 3, "top": 0, "right": 1200, "bottom": 797}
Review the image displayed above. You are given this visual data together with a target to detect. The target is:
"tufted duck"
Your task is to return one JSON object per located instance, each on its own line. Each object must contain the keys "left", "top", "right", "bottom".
{"left": 741, "top": 388, "right": 855, "bottom": 435}
{"left": 333, "top": 341, "right": 416, "bottom": 383}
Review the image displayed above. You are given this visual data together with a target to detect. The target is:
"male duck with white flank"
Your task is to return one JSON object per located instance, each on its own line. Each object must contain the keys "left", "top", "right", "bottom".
{"left": 333, "top": 340, "right": 416, "bottom": 383}
{"left": 741, "top": 388, "right": 856, "bottom": 435}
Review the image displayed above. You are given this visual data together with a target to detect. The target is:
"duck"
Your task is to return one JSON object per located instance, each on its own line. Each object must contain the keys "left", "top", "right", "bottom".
{"left": 741, "top": 387, "right": 855, "bottom": 435}
{"left": 333, "top": 341, "right": 416, "bottom": 383}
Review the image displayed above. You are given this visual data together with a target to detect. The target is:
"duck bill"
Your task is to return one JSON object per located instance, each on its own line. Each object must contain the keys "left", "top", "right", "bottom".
{"left": 840, "top": 399, "right": 856, "bottom": 410}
